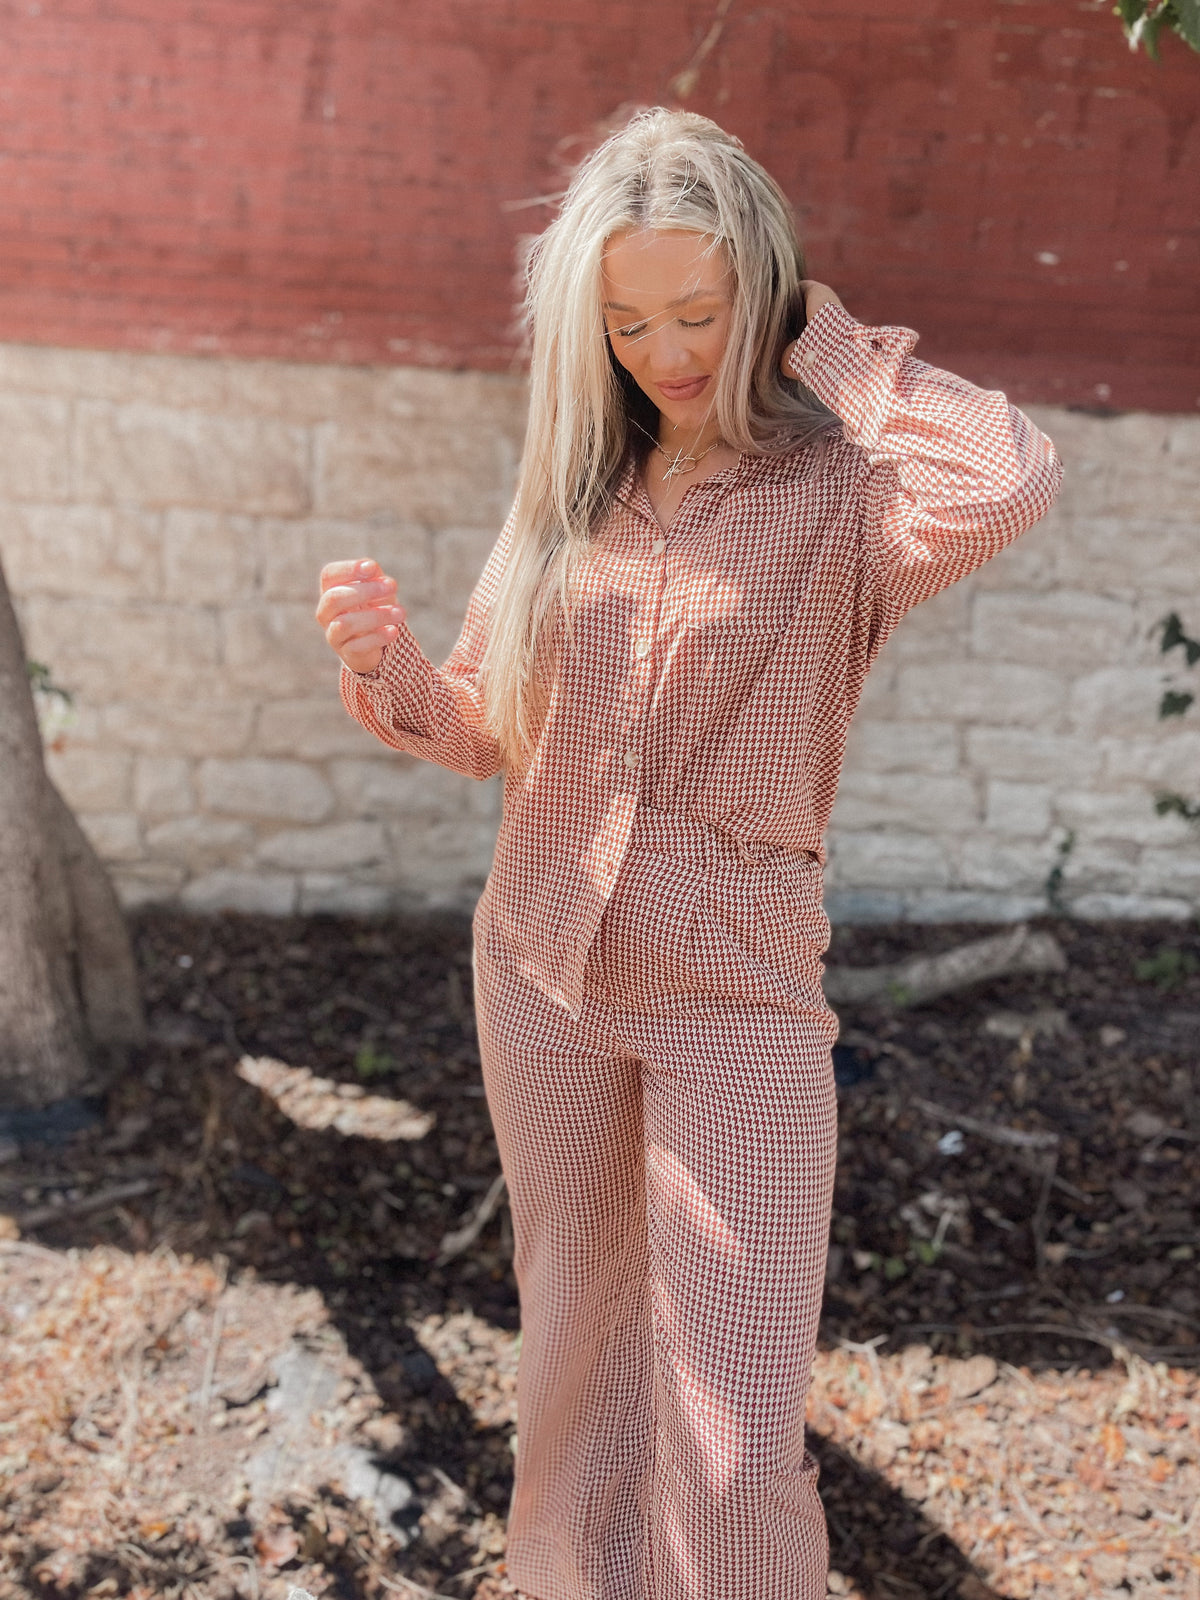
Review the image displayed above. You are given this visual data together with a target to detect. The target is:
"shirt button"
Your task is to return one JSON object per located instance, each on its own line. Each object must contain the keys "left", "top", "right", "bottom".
{"left": 623, "top": 749, "right": 640, "bottom": 769}
{"left": 800, "top": 348, "right": 817, "bottom": 371}
{"left": 633, "top": 637, "right": 651, "bottom": 658}
{"left": 651, "top": 537, "right": 666, "bottom": 556}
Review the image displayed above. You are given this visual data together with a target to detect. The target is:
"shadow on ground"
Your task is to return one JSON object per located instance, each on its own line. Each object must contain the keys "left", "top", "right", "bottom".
{"left": 4, "top": 908, "right": 1198, "bottom": 1598}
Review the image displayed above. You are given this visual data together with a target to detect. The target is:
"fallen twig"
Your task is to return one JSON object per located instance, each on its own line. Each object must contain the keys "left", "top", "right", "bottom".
{"left": 435, "top": 1172, "right": 508, "bottom": 1266}
{"left": 17, "top": 1177, "right": 160, "bottom": 1229}
{"left": 823, "top": 924, "right": 1067, "bottom": 1008}
{"left": 0, "top": 1237, "right": 71, "bottom": 1264}
{"left": 197, "top": 1300, "right": 226, "bottom": 1427}
{"left": 913, "top": 1099, "right": 1060, "bottom": 1151}
{"left": 346, "top": 1536, "right": 460, "bottom": 1600}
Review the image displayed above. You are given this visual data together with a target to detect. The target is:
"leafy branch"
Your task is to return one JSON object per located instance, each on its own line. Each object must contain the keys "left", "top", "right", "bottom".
{"left": 1115, "top": 0, "right": 1200, "bottom": 58}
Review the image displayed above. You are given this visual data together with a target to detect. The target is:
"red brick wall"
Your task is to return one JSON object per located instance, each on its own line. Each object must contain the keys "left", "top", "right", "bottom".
{"left": 0, "top": 0, "right": 1195, "bottom": 411}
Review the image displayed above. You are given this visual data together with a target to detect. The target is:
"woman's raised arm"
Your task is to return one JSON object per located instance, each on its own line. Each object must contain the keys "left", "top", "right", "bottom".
{"left": 783, "top": 291, "right": 1063, "bottom": 641}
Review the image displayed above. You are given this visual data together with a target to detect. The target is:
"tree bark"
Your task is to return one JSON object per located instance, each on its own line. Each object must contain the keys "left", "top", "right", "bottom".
{"left": 0, "top": 556, "right": 145, "bottom": 1110}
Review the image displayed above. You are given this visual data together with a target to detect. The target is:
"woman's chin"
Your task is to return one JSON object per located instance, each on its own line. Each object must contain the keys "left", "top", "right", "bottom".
{"left": 659, "top": 399, "right": 715, "bottom": 433}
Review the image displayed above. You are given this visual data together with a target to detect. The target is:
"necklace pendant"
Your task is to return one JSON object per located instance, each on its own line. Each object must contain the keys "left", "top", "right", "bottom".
{"left": 664, "top": 455, "right": 698, "bottom": 479}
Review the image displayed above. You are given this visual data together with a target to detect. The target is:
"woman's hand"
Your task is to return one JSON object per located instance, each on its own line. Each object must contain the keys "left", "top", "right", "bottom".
{"left": 316, "top": 558, "right": 406, "bottom": 676}
{"left": 780, "top": 280, "right": 844, "bottom": 377}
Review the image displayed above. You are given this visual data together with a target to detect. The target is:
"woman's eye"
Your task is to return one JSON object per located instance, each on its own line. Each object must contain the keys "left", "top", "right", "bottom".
{"left": 615, "top": 322, "right": 647, "bottom": 339}
{"left": 679, "top": 315, "right": 716, "bottom": 329}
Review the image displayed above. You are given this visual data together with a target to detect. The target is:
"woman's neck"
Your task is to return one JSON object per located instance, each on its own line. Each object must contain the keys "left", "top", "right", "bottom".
{"left": 657, "top": 417, "right": 723, "bottom": 457}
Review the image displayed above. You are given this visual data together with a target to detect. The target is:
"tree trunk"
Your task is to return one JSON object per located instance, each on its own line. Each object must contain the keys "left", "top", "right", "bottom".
{"left": 0, "top": 555, "right": 145, "bottom": 1110}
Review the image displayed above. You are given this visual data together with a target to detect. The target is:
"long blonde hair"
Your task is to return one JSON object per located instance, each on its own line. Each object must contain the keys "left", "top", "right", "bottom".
{"left": 479, "top": 107, "right": 839, "bottom": 768}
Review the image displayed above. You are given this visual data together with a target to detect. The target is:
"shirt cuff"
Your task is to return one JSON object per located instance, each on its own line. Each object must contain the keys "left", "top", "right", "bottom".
{"left": 340, "top": 622, "right": 433, "bottom": 734}
{"left": 784, "top": 300, "right": 920, "bottom": 451}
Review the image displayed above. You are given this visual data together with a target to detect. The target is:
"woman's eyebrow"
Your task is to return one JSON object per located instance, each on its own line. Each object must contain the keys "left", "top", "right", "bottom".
{"left": 603, "top": 289, "right": 723, "bottom": 313}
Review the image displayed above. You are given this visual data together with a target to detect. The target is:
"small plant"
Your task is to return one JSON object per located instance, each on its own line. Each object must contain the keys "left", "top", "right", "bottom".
{"left": 1152, "top": 614, "right": 1200, "bottom": 827}
{"left": 1134, "top": 945, "right": 1199, "bottom": 991}
{"left": 353, "top": 1042, "right": 396, "bottom": 1079}
{"left": 1115, "top": 0, "right": 1200, "bottom": 58}
{"left": 26, "top": 657, "right": 77, "bottom": 746}
{"left": 1044, "top": 829, "right": 1077, "bottom": 915}
{"left": 26, "top": 659, "right": 73, "bottom": 704}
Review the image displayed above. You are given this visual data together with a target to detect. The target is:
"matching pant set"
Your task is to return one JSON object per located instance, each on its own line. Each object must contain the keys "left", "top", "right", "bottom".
{"left": 342, "top": 300, "right": 1063, "bottom": 1599}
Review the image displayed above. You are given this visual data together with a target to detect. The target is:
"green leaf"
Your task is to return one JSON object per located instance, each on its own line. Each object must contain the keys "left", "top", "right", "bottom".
{"left": 354, "top": 1043, "right": 396, "bottom": 1079}
{"left": 1120, "top": 1, "right": 1200, "bottom": 56}
{"left": 1160, "top": 612, "right": 1186, "bottom": 654}
{"left": 1134, "top": 945, "right": 1199, "bottom": 989}
{"left": 1158, "top": 615, "right": 1200, "bottom": 677}
{"left": 26, "top": 659, "right": 74, "bottom": 704}
{"left": 1140, "top": 10, "right": 1168, "bottom": 56}
{"left": 1159, "top": 689, "right": 1196, "bottom": 719}
{"left": 1172, "top": 0, "right": 1200, "bottom": 49}
{"left": 1155, "top": 790, "right": 1200, "bottom": 822}
{"left": 883, "top": 1255, "right": 908, "bottom": 1281}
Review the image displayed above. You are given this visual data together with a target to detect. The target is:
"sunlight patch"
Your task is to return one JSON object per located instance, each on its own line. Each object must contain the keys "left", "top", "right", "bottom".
{"left": 235, "top": 1055, "right": 435, "bottom": 1141}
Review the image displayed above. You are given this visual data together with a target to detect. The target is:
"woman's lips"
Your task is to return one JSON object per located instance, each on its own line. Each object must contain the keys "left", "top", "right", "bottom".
{"left": 656, "top": 374, "right": 710, "bottom": 401}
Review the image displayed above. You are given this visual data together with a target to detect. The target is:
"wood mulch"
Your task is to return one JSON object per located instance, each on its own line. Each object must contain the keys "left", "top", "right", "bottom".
{"left": 1, "top": 910, "right": 1198, "bottom": 1600}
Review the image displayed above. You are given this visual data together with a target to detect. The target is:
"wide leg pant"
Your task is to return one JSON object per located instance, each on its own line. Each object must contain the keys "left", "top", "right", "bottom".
{"left": 473, "top": 813, "right": 839, "bottom": 1600}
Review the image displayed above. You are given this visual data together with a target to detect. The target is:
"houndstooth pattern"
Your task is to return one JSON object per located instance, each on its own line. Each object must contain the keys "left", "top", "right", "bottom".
{"left": 340, "top": 300, "right": 1062, "bottom": 1600}
{"left": 342, "top": 300, "right": 1062, "bottom": 1018}
{"left": 473, "top": 859, "right": 839, "bottom": 1600}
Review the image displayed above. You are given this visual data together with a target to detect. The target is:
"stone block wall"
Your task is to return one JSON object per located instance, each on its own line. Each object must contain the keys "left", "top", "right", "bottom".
{"left": 3, "top": 339, "right": 1198, "bottom": 922}
{"left": 827, "top": 408, "right": 1200, "bottom": 921}
{"left": 2, "top": 342, "right": 523, "bottom": 916}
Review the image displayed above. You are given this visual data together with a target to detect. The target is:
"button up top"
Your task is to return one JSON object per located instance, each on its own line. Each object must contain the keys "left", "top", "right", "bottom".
{"left": 341, "top": 301, "right": 1063, "bottom": 1014}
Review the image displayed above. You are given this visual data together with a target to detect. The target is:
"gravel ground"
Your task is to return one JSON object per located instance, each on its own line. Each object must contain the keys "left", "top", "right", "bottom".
{"left": 1, "top": 908, "right": 1198, "bottom": 1600}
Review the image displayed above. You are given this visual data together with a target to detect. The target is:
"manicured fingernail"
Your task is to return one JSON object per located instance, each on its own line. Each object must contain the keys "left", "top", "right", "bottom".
{"left": 356, "top": 560, "right": 377, "bottom": 577}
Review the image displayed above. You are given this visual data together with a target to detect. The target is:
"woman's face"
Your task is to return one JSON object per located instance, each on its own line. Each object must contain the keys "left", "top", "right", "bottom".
{"left": 601, "top": 227, "right": 734, "bottom": 436}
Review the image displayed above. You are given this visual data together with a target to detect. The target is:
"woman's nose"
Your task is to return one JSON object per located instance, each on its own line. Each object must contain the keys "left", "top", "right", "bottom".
{"left": 650, "top": 328, "right": 691, "bottom": 372}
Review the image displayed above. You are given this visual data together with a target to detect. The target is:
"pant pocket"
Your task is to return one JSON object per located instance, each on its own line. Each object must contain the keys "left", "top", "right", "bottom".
{"left": 592, "top": 849, "right": 708, "bottom": 1000}
{"left": 753, "top": 859, "right": 830, "bottom": 977}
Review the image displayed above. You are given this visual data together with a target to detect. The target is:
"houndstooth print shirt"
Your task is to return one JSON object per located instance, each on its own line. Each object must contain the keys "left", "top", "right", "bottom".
{"left": 342, "top": 301, "right": 1063, "bottom": 1015}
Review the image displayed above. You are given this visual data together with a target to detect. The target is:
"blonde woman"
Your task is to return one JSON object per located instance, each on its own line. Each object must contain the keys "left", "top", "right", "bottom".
{"left": 317, "top": 109, "right": 1061, "bottom": 1600}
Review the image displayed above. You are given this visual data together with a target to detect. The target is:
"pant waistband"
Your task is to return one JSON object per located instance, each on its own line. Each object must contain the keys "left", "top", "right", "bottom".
{"left": 626, "top": 807, "right": 819, "bottom": 870}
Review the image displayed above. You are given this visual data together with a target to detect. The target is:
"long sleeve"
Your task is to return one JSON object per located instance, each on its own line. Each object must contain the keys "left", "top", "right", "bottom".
{"left": 338, "top": 514, "right": 514, "bottom": 781}
{"left": 787, "top": 300, "right": 1063, "bottom": 637}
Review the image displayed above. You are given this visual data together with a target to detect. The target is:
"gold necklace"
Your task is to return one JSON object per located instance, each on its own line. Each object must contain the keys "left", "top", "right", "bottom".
{"left": 654, "top": 436, "right": 724, "bottom": 479}
{"left": 630, "top": 417, "right": 726, "bottom": 480}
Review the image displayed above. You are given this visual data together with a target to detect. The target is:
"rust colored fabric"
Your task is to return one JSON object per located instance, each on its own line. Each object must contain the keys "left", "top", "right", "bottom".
{"left": 474, "top": 809, "right": 838, "bottom": 1600}
{"left": 339, "top": 298, "right": 1062, "bottom": 1598}
{"left": 341, "top": 300, "right": 1063, "bottom": 1017}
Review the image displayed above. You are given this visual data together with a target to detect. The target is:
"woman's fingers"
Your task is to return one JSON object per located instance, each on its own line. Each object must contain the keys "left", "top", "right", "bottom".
{"left": 798, "top": 279, "right": 843, "bottom": 320}
{"left": 316, "top": 558, "right": 405, "bottom": 673}
{"left": 326, "top": 604, "right": 405, "bottom": 649}
{"left": 315, "top": 575, "right": 398, "bottom": 628}
{"left": 780, "top": 282, "right": 845, "bottom": 377}
{"left": 320, "top": 557, "right": 382, "bottom": 592}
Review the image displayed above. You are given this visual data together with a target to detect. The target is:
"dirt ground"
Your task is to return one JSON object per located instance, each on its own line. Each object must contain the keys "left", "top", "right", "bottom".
{"left": 1, "top": 909, "right": 1198, "bottom": 1600}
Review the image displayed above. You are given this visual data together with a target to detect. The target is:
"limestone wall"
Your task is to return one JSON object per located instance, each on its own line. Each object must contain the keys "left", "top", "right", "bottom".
{"left": 3, "top": 340, "right": 1198, "bottom": 922}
